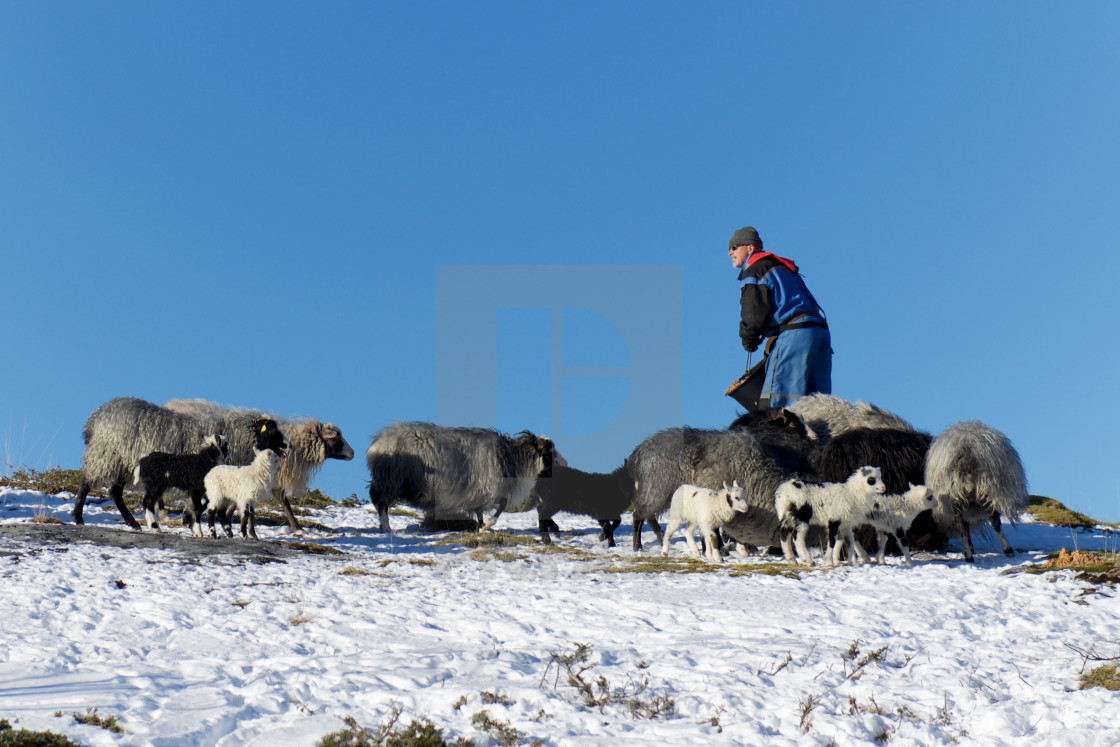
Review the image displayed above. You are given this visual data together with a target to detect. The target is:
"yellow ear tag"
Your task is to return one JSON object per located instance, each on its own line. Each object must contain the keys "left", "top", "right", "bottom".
{"left": 261, "top": 424, "right": 267, "bottom": 433}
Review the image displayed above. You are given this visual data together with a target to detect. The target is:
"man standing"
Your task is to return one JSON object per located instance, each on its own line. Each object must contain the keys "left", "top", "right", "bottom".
{"left": 728, "top": 226, "right": 831, "bottom": 408}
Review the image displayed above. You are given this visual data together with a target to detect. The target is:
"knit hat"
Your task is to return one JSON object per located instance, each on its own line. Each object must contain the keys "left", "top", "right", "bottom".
{"left": 729, "top": 226, "right": 762, "bottom": 249}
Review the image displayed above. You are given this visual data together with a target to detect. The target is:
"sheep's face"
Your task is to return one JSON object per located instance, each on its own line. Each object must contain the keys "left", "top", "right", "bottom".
{"left": 905, "top": 483, "right": 936, "bottom": 510}
{"left": 201, "top": 434, "right": 231, "bottom": 463}
{"left": 854, "top": 466, "right": 886, "bottom": 495}
{"left": 251, "top": 418, "right": 291, "bottom": 458}
{"left": 320, "top": 423, "right": 355, "bottom": 461}
{"left": 773, "top": 409, "right": 817, "bottom": 441}
{"left": 722, "top": 480, "right": 750, "bottom": 514}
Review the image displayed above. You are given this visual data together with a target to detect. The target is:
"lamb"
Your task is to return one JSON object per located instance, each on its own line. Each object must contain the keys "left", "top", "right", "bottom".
{"left": 787, "top": 393, "right": 914, "bottom": 443}
{"left": 863, "top": 484, "right": 938, "bottom": 565}
{"left": 203, "top": 448, "right": 282, "bottom": 539}
{"left": 164, "top": 399, "right": 355, "bottom": 534}
{"left": 775, "top": 466, "right": 886, "bottom": 566}
{"left": 366, "top": 422, "right": 557, "bottom": 533}
{"left": 924, "top": 421, "right": 1029, "bottom": 562}
{"left": 73, "top": 397, "right": 289, "bottom": 530}
{"left": 131, "top": 434, "right": 230, "bottom": 534}
{"left": 534, "top": 463, "right": 633, "bottom": 547}
{"left": 661, "top": 481, "right": 750, "bottom": 562}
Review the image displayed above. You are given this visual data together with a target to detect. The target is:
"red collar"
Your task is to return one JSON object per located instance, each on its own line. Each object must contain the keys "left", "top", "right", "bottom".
{"left": 747, "top": 251, "right": 799, "bottom": 274}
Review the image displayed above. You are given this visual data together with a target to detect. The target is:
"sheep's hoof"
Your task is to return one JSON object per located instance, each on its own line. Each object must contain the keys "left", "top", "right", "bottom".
{"left": 1003, "top": 548, "right": 1014, "bottom": 557}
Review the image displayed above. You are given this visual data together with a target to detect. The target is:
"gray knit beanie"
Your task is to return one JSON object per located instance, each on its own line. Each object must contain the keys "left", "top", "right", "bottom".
{"left": 729, "top": 226, "right": 762, "bottom": 249}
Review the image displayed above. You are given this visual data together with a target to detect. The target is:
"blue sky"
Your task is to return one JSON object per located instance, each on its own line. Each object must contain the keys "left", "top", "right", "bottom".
{"left": 2, "top": 2, "right": 1118, "bottom": 521}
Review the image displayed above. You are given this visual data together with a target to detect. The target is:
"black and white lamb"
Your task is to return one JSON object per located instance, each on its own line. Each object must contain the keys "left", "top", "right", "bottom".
{"left": 131, "top": 434, "right": 230, "bottom": 534}
{"left": 204, "top": 448, "right": 282, "bottom": 540}
{"left": 534, "top": 463, "right": 633, "bottom": 547}
{"left": 775, "top": 466, "right": 886, "bottom": 566}
{"left": 660, "top": 481, "right": 750, "bottom": 563}
{"left": 367, "top": 422, "right": 557, "bottom": 533}
{"left": 74, "top": 397, "right": 288, "bottom": 530}
{"left": 164, "top": 399, "right": 355, "bottom": 534}
{"left": 924, "top": 420, "right": 1028, "bottom": 562}
{"left": 863, "top": 484, "right": 938, "bottom": 565}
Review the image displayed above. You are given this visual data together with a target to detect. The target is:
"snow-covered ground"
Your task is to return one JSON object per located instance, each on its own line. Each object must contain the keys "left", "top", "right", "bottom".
{"left": 2, "top": 487, "right": 1119, "bottom": 746}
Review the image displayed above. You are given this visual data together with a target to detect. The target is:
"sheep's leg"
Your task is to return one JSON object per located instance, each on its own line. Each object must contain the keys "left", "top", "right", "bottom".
{"left": 956, "top": 512, "right": 975, "bottom": 562}
{"left": 647, "top": 517, "right": 664, "bottom": 544}
{"left": 73, "top": 481, "right": 91, "bottom": 524}
{"left": 110, "top": 483, "right": 142, "bottom": 530}
{"left": 208, "top": 507, "right": 218, "bottom": 538}
{"left": 779, "top": 527, "right": 796, "bottom": 563}
{"left": 660, "top": 517, "right": 682, "bottom": 556}
{"left": 875, "top": 531, "right": 889, "bottom": 563}
{"left": 187, "top": 490, "right": 206, "bottom": 537}
{"left": 793, "top": 524, "right": 814, "bottom": 566}
{"left": 895, "top": 530, "right": 914, "bottom": 566}
{"left": 370, "top": 487, "right": 393, "bottom": 534}
{"left": 632, "top": 515, "right": 644, "bottom": 552}
{"left": 827, "top": 520, "right": 842, "bottom": 566}
{"left": 734, "top": 542, "right": 752, "bottom": 558}
{"left": 682, "top": 525, "right": 703, "bottom": 559}
{"left": 703, "top": 530, "right": 723, "bottom": 563}
{"left": 989, "top": 511, "right": 1013, "bottom": 556}
{"left": 274, "top": 488, "right": 303, "bottom": 535}
{"left": 142, "top": 489, "right": 161, "bottom": 533}
{"left": 480, "top": 498, "right": 507, "bottom": 532}
{"left": 600, "top": 519, "right": 621, "bottom": 548}
{"left": 221, "top": 505, "right": 235, "bottom": 539}
{"left": 538, "top": 510, "right": 554, "bottom": 545}
{"left": 846, "top": 529, "right": 868, "bottom": 566}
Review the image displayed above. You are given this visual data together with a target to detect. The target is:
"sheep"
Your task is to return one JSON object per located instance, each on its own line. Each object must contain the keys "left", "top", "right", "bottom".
{"left": 863, "top": 484, "right": 938, "bottom": 565}
{"left": 204, "top": 448, "right": 282, "bottom": 539}
{"left": 924, "top": 421, "right": 1029, "bottom": 562}
{"left": 787, "top": 393, "right": 914, "bottom": 443}
{"left": 366, "top": 422, "right": 557, "bottom": 533}
{"left": 728, "top": 407, "right": 821, "bottom": 477}
{"left": 627, "top": 427, "right": 795, "bottom": 554}
{"left": 164, "top": 399, "right": 355, "bottom": 534}
{"left": 815, "top": 427, "right": 944, "bottom": 554}
{"left": 775, "top": 466, "right": 886, "bottom": 566}
{"left": 661, "top": 481, "right": 750, "bottom": 562}
{"left": 73, "top": 397, "right": 288, "bottom": 530}
{"left": 131, "top": 434, "right": 230, "bottom": 534}
{"left": 534, "top": 463, "right": 633, "bottom": 547}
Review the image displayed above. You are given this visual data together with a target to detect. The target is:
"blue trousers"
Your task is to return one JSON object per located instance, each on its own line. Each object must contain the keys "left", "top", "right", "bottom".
{"left": 763, "top": 326, "right": 832, "bottom": 408}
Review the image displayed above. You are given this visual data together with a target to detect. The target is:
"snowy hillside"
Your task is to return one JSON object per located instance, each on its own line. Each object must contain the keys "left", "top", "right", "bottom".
{"left": 2, "top": 487, "right": 1119, "bottom": 746}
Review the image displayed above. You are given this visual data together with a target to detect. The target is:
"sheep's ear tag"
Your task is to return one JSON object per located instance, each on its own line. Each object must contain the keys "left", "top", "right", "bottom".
{"left": 260, "top": 424, "right": 267, "bottom": 434}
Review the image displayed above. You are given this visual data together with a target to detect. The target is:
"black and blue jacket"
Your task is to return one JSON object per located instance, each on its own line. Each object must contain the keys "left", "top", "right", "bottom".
{"left": 737, "top": 252, "right": 827, "bottom": 350}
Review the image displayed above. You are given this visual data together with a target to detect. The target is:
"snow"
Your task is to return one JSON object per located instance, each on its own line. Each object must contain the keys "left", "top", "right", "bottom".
{"left": 2, "top": 487, "right": 1120, "bottom": 746}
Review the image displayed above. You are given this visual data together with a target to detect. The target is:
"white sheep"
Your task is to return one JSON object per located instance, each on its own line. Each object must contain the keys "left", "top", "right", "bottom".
{"left": 863, "top": 484, "right": 938, "bottom": 565}
{"left": 661, "top": 481, "right": 750, "bottom": 563}
{"left": 775, "top": 466, "right": 886, "bottom": 566}
{"left": 203, "top": 448, "right": 281, "bottom": 539}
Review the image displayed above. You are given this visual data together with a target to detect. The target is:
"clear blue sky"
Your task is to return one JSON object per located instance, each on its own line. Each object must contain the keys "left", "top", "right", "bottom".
{"left": 3, "top": 2, "right": 1118, "bottom": 521}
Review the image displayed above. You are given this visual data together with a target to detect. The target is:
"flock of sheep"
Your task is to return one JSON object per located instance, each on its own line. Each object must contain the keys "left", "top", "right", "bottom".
{"left": 72, "top": 393, "right": 1028, "bottom": 565}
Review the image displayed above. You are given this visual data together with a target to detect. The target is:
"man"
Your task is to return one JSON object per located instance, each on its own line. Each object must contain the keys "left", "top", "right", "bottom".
{"left": 728, "top": 226, "right": 831, "bottom": 408}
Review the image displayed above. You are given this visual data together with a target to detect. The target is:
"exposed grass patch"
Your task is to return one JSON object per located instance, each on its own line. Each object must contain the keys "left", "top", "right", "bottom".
{"left": 0, "top": 718, "right": 80, "bottom": 747}
{"left": 470, "top": 710, "right": 534, "bottom": 746}
{"left": 1026, "top": 496, "right": 1108, "bottom": 529}
{"left": 375, "top": 558, "right": 436, "bottom": 568}
{"left": 540, "top": 642, "right": 675, "bottom": 720}
{"left": 30, "top": 514, "right": 64, "bottom": 525}
{"left": 290, "top": 614, "right": 313, "bottom": 626}
{"left": 73, "top": 708, "right": 123, "bottom": 734}
{"left": 0, "top": 466, "right": 86, "bottom": 496}
{"left": 1079, "top": 665, "right": 1120, "bottom": 691}
{"left": 389, "top": 507, "right": 422, "bottom": 518}
{"left": 594, "top": 556, "right": 720, "bottom": 575}
{"left": 534, "top": 544, "right": 600, "bottom": 560}
{"left": 281, "top": 541, "right": 346, "bottom": 557}
{"left": 318, "top": 708, "right": 471, "bottom": 747}
{"left": 468, "top": 548, "right": 523, "bottom": 563}
{"left": 339, "top": 566, "right": 391, "bottom": 577}
{"left": 433, "top": 532, "right": 538, "bottom": 549}
{"left": 728, "top": 561, "right": 804, "bottom": 579}
{"left": 1021, "top": 549, "right": 1120, "bottom": 586}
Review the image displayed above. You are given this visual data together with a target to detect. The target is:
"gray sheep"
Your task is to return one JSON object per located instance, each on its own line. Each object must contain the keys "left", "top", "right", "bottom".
{"left": 367, "top": 422, "right": 557, "bottom": 533}
{"left": 73, "top": 397, "right": 287, "bottom": 530}
{"left": 164, "top": 399, "right": 356, "bottom": 534}
{"left": 787, "top": 393, "right": 914, "bottom": 443}
{"left": 925, "top": 420, "right": 1029, "bottom": 562}
{"left": 534, "top": 463, "right": 633, "bottom": 547}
